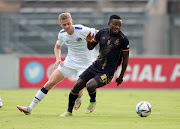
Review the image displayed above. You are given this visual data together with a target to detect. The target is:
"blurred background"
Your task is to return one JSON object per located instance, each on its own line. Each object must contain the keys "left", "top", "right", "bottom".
{"left": 0, "top": 0, "right": 180, "bottom": 89}
{"left": 0, "top": 0, "right": 180, "bottom": 56}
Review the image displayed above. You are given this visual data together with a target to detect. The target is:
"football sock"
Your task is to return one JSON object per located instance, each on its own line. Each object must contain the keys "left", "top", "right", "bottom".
{"left": 67, "top": 91, "right": 78, "bottom": 113}
{"left": 89, "top": 90, "right": 96, "bottom": 102}
{"left": 29, "top": 87, "right": 49, "bottom": 111}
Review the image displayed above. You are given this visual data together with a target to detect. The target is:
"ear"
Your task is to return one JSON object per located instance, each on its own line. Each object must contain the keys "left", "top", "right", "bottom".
{"left": 72, "top": 20, "right": 73, "bottom": 24}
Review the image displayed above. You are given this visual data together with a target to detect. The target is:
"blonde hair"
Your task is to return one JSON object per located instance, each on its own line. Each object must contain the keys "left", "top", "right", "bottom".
{"left": 58, "top": 12, "right": 72, "bottom": 23}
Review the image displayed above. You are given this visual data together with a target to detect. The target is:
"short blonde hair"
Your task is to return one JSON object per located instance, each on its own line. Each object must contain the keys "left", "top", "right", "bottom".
{"left": 58, "top": 12, "right": 72, "bottom": 23}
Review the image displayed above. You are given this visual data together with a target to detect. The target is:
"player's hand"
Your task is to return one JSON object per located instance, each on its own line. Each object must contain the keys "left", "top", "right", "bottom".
{"left": 116, "top": 77, "right": 123, "bottom": 86}
{"left": 85, "top": 32, "right": 94, "bottom": 42}
{"left": 54, "top": 59, "right": 62, "bottom": 68}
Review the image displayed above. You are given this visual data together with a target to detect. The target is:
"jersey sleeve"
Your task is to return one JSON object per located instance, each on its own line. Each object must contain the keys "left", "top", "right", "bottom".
{"left": 82, "top": 25, "right": 95, "bottom": 37}
{"left": 56, "top": 31, "right": 65, "bottom": 46}
{"left": 121, "top": 37, "right": 130, "bottom": 51}
{"left": 93, "top": 29, "right": 102, "bottom": 42}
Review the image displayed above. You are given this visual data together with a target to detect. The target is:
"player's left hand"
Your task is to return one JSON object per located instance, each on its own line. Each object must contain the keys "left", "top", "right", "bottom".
{"left": 85, "top": 32, "right": 94, "bottom": 42}
{"left": 116, "top": 77, "right": 123, "bottom": 86}
{"left": 54, "top": 59, "right": 62, "bottom": 68}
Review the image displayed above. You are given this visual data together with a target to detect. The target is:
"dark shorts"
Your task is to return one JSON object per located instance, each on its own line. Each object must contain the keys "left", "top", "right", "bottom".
{"left": 79, "top": 65, "right": 114, "bottom": 88}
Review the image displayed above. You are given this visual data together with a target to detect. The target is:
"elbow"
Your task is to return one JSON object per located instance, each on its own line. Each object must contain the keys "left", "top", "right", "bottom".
{"left": 88, "top": 47, "right": 93, "bottom": 50}
{"left": 54, "top": 44, "right": 61, "bottom": 53}
{"left": 54, "top": 47, "right": 56, "bottom": 53}
{"left": 87, "top": 45, "right": 94, "bottom": 50}
{"left": 54, "top": 46, "right": 57, "bottom": 53}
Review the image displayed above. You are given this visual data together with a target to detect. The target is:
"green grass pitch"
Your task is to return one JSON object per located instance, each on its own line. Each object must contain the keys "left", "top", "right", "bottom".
{"left": 0, "top": 89, "right": 180, "bottom": 129}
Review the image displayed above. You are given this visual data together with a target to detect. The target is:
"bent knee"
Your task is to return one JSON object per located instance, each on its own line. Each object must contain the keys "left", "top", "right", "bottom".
{"left": 86, "top": 79, "right": 98, "bottom": 92}
{"left": 72, "top": 78, "right": 86, "bottom": 93}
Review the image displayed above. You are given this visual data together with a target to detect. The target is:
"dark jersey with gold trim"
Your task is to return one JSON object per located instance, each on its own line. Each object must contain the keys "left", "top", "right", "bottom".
{"left": 92, "top": 28, "right": 129, "bottom": 73}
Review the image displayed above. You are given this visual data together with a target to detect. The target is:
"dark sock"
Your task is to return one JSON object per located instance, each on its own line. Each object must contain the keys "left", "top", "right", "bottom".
{"left": 67, "top": 91, "right": 78, "bottom": 113}
{"left": 89, "top": 90, "right": 96, "bottom": 102}
{"left": 41, "top": 87, "right": 49, "bottom": 94}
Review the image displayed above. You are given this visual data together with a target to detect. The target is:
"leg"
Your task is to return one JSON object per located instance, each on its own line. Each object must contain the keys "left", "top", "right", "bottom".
{"left": 76, "top": 69, "right": 87, "bottom": 98}
{"left": 30, "top": 69, "right": 65, "bottom": 109}
{"left": 0, "top": 97, "right": 2, "bottom": 108}
{"left": 61, "top": 67, "right": 96, "bottom": 116}
{"left": 68, "top": 78, "right": 86, "bottom": 112}
{"left": 74, "top": 67, "right": 92, "bottom": 110}
{"left": 60, "top": 78, "right": 86, "bottom": 117}
{"left": 17, "top": 69, "right": 65, "bottom": 115}
{"left": 86, "top": 78, "right": 98, "bottom": 96}
{"left": 85, "top": 78, "right": 98, "bottom": 113}
{"left": 78, "top": 88, "right": 84, "bottom": 98}
{"left": 86, "top": 73, "right": 112, "bottom": 114}
{"left": 74, "top": 88, "right": 84, "bottom": 110}
{"left": 44, "top": 69, "right": 65, "bottom": 90}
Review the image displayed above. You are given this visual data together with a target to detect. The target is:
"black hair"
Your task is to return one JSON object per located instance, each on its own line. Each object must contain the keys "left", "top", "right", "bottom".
{"left": 109, "top": 14, "right": 121, "bottom": 22}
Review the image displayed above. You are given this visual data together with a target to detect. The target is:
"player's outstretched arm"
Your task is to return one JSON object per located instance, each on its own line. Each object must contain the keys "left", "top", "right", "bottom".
{"left": 85, "top": 32, "right": 98, "bottom": 50}
{"left": 116, "top": 51, "right": 129, "bottom": 86}
{"left": 54, "top": 44, "right": 62, "bottom": 68}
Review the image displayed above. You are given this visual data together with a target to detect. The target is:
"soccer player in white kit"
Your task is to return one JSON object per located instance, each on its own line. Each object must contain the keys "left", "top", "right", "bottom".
{"left": 0, "top": 97, "right": 2, "bottom": 108}
{"left": 17, "top": 12, "right": 98, "bottom": 115}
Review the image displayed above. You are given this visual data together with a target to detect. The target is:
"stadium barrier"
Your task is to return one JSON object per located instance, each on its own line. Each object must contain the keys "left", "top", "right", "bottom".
{"left": 0, "top": 55, "right": 19, "bottom": 89}
{"left": 19, "top": 56, "right": 180, "bottom": 89}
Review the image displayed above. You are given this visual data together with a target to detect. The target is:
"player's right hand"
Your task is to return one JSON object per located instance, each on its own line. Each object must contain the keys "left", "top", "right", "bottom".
{"left": 116, "top": 77, "right": 123, "bottom": 86}
{"left": 85, "top": 32, "right": 94, "bottom": 42}
{"left": 54, "top": 59, "right": 62, "bottom": 68}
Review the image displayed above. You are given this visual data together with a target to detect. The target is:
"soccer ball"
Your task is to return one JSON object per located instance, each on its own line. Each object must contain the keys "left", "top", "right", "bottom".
{"left": 136, "top": 101, "right": 151, "bottom": 117}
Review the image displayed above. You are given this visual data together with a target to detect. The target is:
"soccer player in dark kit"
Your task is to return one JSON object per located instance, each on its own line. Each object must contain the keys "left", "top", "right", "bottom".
{"left": 60, "top": 14, "right": 130, "bottom": 117}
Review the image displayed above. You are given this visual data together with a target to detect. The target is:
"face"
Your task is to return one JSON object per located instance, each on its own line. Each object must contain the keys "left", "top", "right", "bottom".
{"left": 108, "top": 19, "right": 122, "bottom": 34}
{"left": 60, "top": 18, "right": 73, "bottom": 33}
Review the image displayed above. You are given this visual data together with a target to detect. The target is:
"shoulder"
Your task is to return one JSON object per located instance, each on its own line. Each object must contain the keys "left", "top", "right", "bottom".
{"left": 119, "top": 31, "right": 129, "bottom": 42}
{"left": 58, "top": 29, "right": 67, "bottom": 39}
{"left": 59, "top": 29, "right": 66, "bottom": 34}
{"left": 73, "top": 24, "right": 83, "bottom": 30}
{"left": 99, "top": 28, "right": 109, "bottom": 33}
{"left": 58, "top": 29, "right": 67, "bottom": 37}
{"left": 74, "top": 24, "right": 93, "bottom": 31}
{"left": 96, "top": 28, "right": 108, "bottom": 36}
{"left": 74, "top": 24, "right": 94, "bottom": 37}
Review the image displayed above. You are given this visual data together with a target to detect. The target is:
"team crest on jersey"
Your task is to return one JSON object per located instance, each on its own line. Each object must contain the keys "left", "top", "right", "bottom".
{"left": 76, "top": 37, "right": 82, "bottom": 42}
{"left": 107, "top": 40, "right": 111, "bottom": 45}
{"left": 114, "top": 39, "right": 119, "bottom": 45}
{"left": 102, "top": 37, "right": 105, "bottom": 40}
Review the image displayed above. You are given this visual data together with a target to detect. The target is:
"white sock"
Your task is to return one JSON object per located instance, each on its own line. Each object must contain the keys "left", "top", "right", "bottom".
{"left": 29, "top": 90, "right": 46, "bottom": 111}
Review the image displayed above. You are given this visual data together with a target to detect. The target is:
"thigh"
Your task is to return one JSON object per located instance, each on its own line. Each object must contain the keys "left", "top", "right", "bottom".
{"left": 72, "top": 78, "right": 86, "bottom": 93}
{"left": 79, "top": 67, "right": 96, "bottom": 83}
{"left": 48, "top": 69, "right": 65, "bottom": 83}
{"left": 44, "top": 69, "right": 65, "bottom": 90}
{"left": 86, "top": 78, "right": 99, "bottom": 92}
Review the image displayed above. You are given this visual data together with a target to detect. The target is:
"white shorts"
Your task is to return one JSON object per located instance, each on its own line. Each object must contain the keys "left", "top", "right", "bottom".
{"left": 57, "top": 63, "right": 87, "bottom": 81}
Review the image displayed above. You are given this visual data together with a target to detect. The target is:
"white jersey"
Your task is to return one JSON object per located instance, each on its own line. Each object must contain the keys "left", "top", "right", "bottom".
{"left": 56, "top": 24, "right": 96, "bottom": 69}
